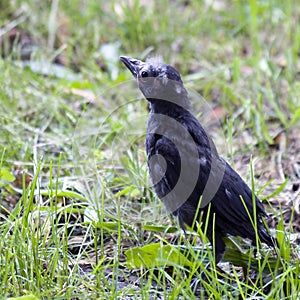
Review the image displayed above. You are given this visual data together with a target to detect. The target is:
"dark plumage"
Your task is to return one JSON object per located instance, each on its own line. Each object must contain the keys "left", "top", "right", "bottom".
{"left": 120, "top": 55, "right": 275, "bottom": 264}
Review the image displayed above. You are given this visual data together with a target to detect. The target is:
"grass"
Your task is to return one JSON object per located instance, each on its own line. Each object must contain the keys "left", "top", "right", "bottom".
{"left": 0, "top": 0, "right": 299, "bottom": 298}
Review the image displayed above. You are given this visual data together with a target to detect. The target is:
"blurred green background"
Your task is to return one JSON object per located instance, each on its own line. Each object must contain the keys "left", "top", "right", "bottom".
{"left": 0, "top": 0, "right": 299, "bottom": 298}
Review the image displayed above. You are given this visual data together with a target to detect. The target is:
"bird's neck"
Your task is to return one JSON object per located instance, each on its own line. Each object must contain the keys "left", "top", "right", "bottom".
{"left": 148, "top": 94, "right": 191, "bottom": 115}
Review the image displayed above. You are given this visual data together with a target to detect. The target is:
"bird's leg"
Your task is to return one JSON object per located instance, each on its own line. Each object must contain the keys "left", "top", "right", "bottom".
{"left": 190, "top": 241, "right": 226, "bottom": 294}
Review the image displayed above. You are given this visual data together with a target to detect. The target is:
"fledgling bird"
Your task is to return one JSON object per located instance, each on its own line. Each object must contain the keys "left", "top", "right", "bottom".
{"left": 120, "top": 55, "right": 275, "bottom": 264}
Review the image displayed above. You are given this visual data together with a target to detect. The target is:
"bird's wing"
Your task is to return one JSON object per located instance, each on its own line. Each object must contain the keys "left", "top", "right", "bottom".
{"left": 146, "top": 134, "right": 181, "bottom": 199}
{"left": 183, "top": 115, "right": 266, "bottom": 220}
{"left": 208, "top": 160, "right": 267, "bottom": 237}
{"left": 146, "top": 131, "right": 204, "bottom": 214}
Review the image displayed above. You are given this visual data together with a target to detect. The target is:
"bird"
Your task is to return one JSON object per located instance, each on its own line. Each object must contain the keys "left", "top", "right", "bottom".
{"left": 120, "top": 55, "right": 275, "bottom": 265}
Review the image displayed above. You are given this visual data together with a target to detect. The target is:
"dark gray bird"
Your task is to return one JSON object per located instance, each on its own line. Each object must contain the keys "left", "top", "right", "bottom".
{"left": 120, "top": 55, "right": 275, "bottom": 264}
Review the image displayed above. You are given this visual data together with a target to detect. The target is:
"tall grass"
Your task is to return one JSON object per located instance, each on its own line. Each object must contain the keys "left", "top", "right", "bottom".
{"left": 0, "top": 0, "right": 299, "bottom": 298}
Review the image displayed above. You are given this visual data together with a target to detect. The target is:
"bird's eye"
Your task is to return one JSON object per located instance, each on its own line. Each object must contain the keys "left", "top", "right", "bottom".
{"left": 141, "top": 71, "right": 149, "bottom": 78}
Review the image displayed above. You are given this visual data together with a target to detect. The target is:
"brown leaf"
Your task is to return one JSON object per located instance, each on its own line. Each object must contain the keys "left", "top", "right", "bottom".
{"left": 12, "top": 165, "right": 33, "bottom": 189}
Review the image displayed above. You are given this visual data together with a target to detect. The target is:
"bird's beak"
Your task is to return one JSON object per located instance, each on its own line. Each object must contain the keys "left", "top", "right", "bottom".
{"left": 120, "top": 56, "right": 142, "bottom": 78}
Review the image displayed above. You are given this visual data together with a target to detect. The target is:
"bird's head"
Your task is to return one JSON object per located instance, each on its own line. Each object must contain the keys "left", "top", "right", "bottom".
{"left": 120, "top": 56, "right": 189, "bottom": 110}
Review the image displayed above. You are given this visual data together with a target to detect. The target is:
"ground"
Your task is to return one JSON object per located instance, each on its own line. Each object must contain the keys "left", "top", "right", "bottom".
{"left": 0, "top": 0, "right": 299, "bottom": 299}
